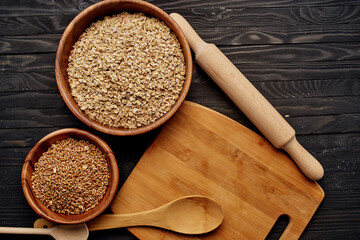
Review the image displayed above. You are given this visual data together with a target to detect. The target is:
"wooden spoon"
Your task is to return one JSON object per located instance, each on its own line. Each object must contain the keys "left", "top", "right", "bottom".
{"left": 35, "top": 195, "right": 224, "bottom": 235}
{"left": 0, "top": 223, "right": 88, "bottom": 240}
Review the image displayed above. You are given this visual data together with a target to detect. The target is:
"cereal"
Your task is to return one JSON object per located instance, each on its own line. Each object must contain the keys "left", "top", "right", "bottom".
{"left": 67, "top": 12, "right": 186, "bottom": 129}
{"left": 31, "top": 138, "right": 110, "bottom": 215}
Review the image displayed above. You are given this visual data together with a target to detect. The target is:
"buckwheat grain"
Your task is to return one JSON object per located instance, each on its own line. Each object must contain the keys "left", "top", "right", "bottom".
{"left": 31, "top": 138, "right": 110, "bottom": 215}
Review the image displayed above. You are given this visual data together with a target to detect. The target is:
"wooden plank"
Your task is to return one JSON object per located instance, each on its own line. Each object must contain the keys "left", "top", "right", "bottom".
{"left": 2, "top": 24, "right": 360, "bottom": 54}
{"left": 0, "top": 14, "right": 76, "bottom": 36}
{"left": 0, "top": 91, "right": 65, "bottom": 109}
{"left": 234, "top": 61, "right": 360, "bottom": 81}
{"left": 1, "top": 72, "right": 359, "bottom": 114}
{"left": 0, "top": 53, "right": 54, "bottom": 72}
{"left": 306, "top": 210, "right": 360, "bottom": 230}
{"left": 2, "top": 41, "right": 357, "bottom": 66}
{"left": 0, "top": 34, "right": 60, "bottom": 54}
{"left": 1, "top": 9, "right": 360, "bottom": 36}
{"left": 0, "top": 87, "right": 359, "bottom": 117}
{"left": 315, "top": 191, "right": 360, "bottom": 211}
{"left": 296, "top": 133, "right": 360, "bottom": 154}
{"left": 286, "top": 113, "right": 360, "bottom": 134}
{"left": 302, "top": 228, "right": 360, "bottom": 240}
{"left": 0, "top": 108, "right": 80, "bottom": 129}
{"left": 218, "top": 43, "right": 360, "bottom": 63}
{"left": 188, "top": 94, "right": 360, "bottom": 126}
{"left": 190, "top": 78, "right": 360, "bottom": 102}
{"left": 1, "top": 0, "right": 360, "bottom": 17}
{"left": 0, "top": 147, "right": 32, "bottom": 165}
{"left": 151, "top": 0, "right": 360, "bottom": 9}
{"left": 0, "top": 103, "right": 358, "bottom": 142}
{"left": 0, "top": 106, "right": 358, "bottom": 134}
{"left": 0, "top": 71, "right": 56, "bottom": 92}
{"left": 0, "top": 0, "right": 90, "bottom": 16}
{"left": 0, "top": 125, "right": 159, "bottom": 152}
{"left": 172, "top": 6, "right": 360, "bottom": 27}
{"left": 1, "top": 65, "right": 359, "bottom": 95}
{"left": 196, "top": 25, "right": 360, "bottom": 45}
{"left": 317, "top": 153, "right": 360, "bottom": 190}
{"left": 0, "top": 51, "right": 360, "bottom": 77}
{"left": 1, "top": 69, "right": 358, "bottom": 99}
{"left": 250, "top": 79, "right": 360, "bottom": 98}
{"left": 272, "top": 97, "right": 360, "bottom": 116}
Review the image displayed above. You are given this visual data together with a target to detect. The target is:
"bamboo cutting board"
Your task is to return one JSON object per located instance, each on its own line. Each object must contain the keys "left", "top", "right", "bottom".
{"left": 111, "top": 101, "right": 324, "bottom": 239}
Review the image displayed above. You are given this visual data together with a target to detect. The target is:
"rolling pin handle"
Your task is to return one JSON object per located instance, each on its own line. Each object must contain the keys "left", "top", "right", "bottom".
{"left": 170, "top": 13, "right": 209, "bottom": 56}
{"left": 284, "top": 137, "right": 324, "bottom": 180}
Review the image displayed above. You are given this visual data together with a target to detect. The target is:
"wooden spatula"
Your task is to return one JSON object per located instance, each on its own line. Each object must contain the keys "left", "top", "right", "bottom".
{"left": 170, "top": 13, "right": 324, "bottom": 180}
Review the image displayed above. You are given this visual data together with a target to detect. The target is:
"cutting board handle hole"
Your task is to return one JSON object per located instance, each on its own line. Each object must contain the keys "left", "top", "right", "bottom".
{"left": 265, "top": 215, "right": 289, "bottom": 239}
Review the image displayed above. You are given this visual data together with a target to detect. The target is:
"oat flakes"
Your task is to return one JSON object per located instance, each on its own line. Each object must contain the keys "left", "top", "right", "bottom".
{"left": 67, "top": 12, "right": 186, "bottom": 129}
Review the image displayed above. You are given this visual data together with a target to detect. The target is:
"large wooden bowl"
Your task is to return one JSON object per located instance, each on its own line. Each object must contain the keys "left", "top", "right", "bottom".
{"left": 55, "top": 0, "right": 192, "bottom": 136}
{"left": 21, "top": 128, "right": 119, "bottom": 224}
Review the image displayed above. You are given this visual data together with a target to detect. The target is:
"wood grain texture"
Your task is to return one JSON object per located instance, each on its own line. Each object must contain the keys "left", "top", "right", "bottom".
{"left": 0, "top": 14, "right": 76, "bottom": 35}
{"left": 111, "top": 101, "right": 324, "bottom": 239}
{"left": 2, "top": 0, "right": 360, "bottom": 17}
{"left": 3, "top": 53, "right": 360, "bottom": 79}
{"left": 0, "top": 0, "right": 359, "bottom": 239}
{"left": 2, "top": 41, "right": 360, "bottom": 62}
{"left": 149, "top": 1, "right": 360, "bottom": 9}
{"left": 2, "top": 24, "right": 360, "bottom": 47}
{"left": 196, "top": 25, "right": 360, "bottom": 45}
{"left": 172, "top": 6, "right": 360, "bottom": 27}
{"left": 0, "top": 72, "right": 56, "bottom": 92}
{"left": 217, "top": 43, "right": 360, "bottom": 63}
{"left": 0, "top": 35, "right": 60, "bottom": 54}
{"left": 2, "top": 6, "right": 360, "bottom": 35}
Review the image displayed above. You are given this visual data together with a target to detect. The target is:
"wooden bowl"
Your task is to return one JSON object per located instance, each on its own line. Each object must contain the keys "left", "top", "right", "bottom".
{"left": 55, "top": 0, "right": 192, "bottom": 136}
{"left": 21, "top": 128, "right": 119, "bottom": 224}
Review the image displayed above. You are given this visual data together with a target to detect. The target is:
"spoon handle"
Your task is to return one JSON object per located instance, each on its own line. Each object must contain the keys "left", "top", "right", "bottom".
{"left": 170, "top": 13, "right": 324, "bottom": 180}
{"left": 0, "top": 226, "right": 51, "bottom": 236}
{"left": 87, "top": 211, "right": 163, "bottom": 231}
{"left": 33, "top": 213, "right": 160, "bottom": 231}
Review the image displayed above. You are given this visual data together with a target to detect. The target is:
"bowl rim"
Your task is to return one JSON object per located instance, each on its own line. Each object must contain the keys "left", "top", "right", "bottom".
{"left": 55, "top": 0, "right": 193, "bottom": 136}
{"left": 21, "top": 128, "right": 119, "bottom": 224}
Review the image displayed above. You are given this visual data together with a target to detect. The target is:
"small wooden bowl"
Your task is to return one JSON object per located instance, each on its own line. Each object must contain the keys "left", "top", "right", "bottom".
{"left": 55, "top": 0, "right": 192, "bottom": 136}
{"left": 21, "top": 128, "right": 119, "bottom": 224}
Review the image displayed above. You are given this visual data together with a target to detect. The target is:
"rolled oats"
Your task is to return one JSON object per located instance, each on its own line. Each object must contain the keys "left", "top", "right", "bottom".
{"left": 67, "top": 12, "right": 186, "bottom": 129}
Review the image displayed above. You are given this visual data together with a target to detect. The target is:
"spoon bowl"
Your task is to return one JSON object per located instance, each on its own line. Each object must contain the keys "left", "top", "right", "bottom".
{"left": 163, "top": 195, "right": 224, "bottom": 234}
{"left": 50, "top": 224, "right": 89, "bottom": 240}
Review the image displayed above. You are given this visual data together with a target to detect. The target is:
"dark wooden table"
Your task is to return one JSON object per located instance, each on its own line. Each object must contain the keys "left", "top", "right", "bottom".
{"left": 1, "top": 0, "right": 359, "bottom": 239}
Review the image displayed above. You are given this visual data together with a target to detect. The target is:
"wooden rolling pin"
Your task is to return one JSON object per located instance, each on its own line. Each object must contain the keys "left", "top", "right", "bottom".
{"left": 170, "top": 13, "right": 324, "bottom": 180}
